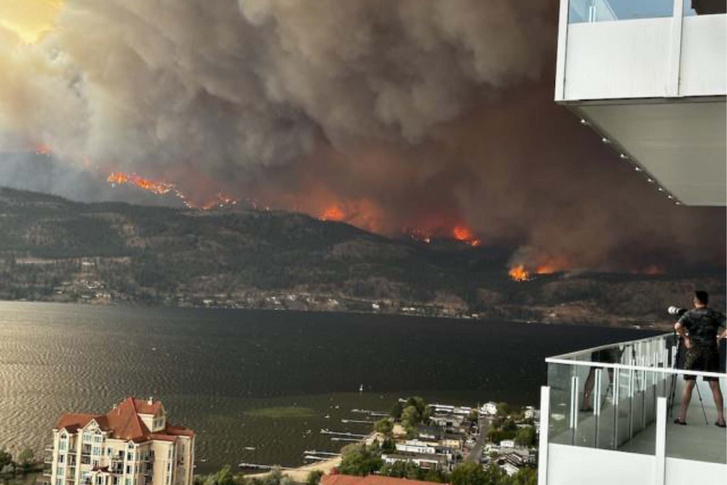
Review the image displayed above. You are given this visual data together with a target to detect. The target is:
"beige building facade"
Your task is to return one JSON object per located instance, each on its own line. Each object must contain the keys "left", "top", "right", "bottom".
{"left": 49, "top": 398, "right": 195, "bottom": 485}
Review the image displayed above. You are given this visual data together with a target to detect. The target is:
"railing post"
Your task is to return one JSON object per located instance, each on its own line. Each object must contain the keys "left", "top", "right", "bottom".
{"left": 554, "top": 0, "right": 570, "bottom": 101}
{"left": 538, "top": 386, "right": 550, "bottom": 485}
{"left": 570, "top": 375, "right": 580, "bottom": 445}
{"left": 594, "top": 368, "right": 602, "bottom": 446}
{"left": 654, "top": 397, "right": 667, "bottom": 485}
{"left": 667, "top": 0, "right": 684, "bottom": 96}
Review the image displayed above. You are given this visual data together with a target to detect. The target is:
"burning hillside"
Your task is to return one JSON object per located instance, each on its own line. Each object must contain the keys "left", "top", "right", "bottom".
{"left": 107, "top": 172, "right": 238, "bottom": 210}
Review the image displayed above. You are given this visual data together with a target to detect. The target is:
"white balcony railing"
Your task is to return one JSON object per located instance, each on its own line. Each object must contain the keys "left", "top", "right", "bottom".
{"left": 538, "top": 333, "right": 727, "bottom": 485}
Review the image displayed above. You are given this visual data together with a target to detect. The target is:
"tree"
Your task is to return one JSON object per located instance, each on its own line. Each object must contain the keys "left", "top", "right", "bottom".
{"left": 390, "top": 401, "right": 403, "bottom": 420}
{"left": 337, "top": 443, "right": 383, "bottom": 476}
{"left": 510, "top": 468, "right": 537, "bottom": 485}
{"left": 204, "top": 465, "right": 235, "bottom": 485}
{"left": 374, "top": 418, "right": 394, "bottom": 437}
{"left": 496, "top": 402, "right": 510, "bottom": 417}
{"left": 0, "top": 448, "right": 13, "bottom": 473}
{"left": 450, "top": 462, "right": 488, "bottom": 485}
{"left": 514, "top": 426, "right": 536, "bottom": 448}
{"left": 306, "top": 470, "right": 323, "bottom": 485}
{"left": 17, "top": 448, "right": 35, "bottom": 471}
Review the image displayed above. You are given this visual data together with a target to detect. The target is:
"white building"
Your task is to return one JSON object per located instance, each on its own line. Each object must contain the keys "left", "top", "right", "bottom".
{"left": 395, "top": 440, "right": 437, "bottom": 455}
{"left": 480, "top": 402, "right": 498, "bottom": 416}
{"left": 538, "top": 333, "right": 726, "bottom": 485}
{"left": 523, "top": 406, "right": 539, "bottom": 421}
{"left": 555, "top": 0, "right": 726, "bottom": 206}
{"left": 544, "top": 2, "right": 727, "bottom": 484}
{"left": 48, "top": 397, "right": 195, "bottom": 485}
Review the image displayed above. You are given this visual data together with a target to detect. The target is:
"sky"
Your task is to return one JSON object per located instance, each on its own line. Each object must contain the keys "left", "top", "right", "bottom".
{"left": 0, "top": 0, "right": 724, "bottom": 274}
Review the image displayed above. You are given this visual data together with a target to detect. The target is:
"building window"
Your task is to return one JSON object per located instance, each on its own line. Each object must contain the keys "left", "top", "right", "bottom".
{"left": 83, "top": 432, "right": 92, "bottom": 442}
{"left": 56, "top": 479, "right": 63, "bottom": 485}
{"left": 59, "top": 441, "right": 67, "bottom": 451}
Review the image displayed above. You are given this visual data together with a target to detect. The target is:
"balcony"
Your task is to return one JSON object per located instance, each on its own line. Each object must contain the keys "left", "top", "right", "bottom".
{"left": 554, "top": 0, "right": 726, "bottom": 206}
{"left": 538, "top": 333, "right": 726, "bottom": 485}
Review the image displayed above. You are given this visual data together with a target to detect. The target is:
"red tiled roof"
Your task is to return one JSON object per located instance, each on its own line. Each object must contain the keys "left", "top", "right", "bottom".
{"left": 131, "top": 398, "right": 163, "bottom": 415}
{"left": 55, "top": 397, "right": 193, "bottom": 442}
{"left": 321, "top": 476, "right": 448, "bottom": 485}
{"left": 55, "top": 414, "right": 97, "bottom": 432}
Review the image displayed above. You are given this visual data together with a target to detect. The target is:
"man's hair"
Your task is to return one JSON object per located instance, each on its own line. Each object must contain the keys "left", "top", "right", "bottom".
{"left": 695, "top": 290, "right": 709, "bottom": 305}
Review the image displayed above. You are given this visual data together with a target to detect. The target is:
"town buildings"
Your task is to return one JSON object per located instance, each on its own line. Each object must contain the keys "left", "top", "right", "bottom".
{"left": 48, "top": 397, "right": 195, "bottom": 485}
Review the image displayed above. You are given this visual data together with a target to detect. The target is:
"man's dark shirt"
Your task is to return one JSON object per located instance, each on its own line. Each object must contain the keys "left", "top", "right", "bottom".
{"left": 678, "top": 307, "right": 726, "bottom": 347}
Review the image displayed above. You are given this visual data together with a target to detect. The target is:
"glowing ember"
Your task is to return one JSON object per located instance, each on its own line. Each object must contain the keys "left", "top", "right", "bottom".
{"left": 535, "top": 264, "right": 557, "bottom": 275}
{"left": 453, "top": 225, "right": 473, "bottom": 241}
{"left": 107, "top": 171, "right": 237, "bottom": 210}
{"left": 453, "top": 225, "right": 481, "bottom": 247}
{"left": 509, "top": 265, "right": 531, "bottom": 282}
{"left": 34, "top": 143, "right": 51, "bottom": 155}
{"left": 108, "top": 172, "right": 174, "bottom": 195}
{"left": 321, "top": 206, "right": 345, "bottom": 221}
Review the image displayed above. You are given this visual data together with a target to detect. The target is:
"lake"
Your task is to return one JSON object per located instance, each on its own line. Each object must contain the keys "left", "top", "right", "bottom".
{"left": 0, "top": 301, "right": 657, "bottom": 473}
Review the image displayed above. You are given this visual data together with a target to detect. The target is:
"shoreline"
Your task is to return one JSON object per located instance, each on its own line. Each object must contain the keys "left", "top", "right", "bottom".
{"left": 0, "top": 298, "right": 671, "bottom": 332}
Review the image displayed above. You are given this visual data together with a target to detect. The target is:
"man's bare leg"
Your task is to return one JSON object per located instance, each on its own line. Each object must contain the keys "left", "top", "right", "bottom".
{"left": 678, "top": 380, "right": 696, "bottom": 422}
{"left": 708, "top": 381, "right": 725, "bottom": 425}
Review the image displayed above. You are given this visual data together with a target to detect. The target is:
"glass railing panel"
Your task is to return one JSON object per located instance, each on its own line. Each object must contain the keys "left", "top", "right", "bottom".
{"left": 547, "top": 362, "right": 576, "bottom": 445}
{"left": 569, "top": 0, "right": 674, "bottom": 23}
{"left": 666, "top": 375, "right": 727, "bottom": 464}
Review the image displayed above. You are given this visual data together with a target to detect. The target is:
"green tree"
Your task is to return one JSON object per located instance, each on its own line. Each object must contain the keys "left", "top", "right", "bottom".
{"left": 205, "top": 465, "right": 235, "bottom": 485}
{"left": 0, "top": 448, "right": 13, "bottom": 472}
{"left": 17, "top": 448, "right": 34, "bottom": 471}
{"left": 390, "top": 401, "right": 403, "bottom": 420}
{"left": 450, "top": 462, "right": 488, "bottom": 485}
{"left": 374, "top": 418, "right": 394, "bottom": 437}
{"left": 496, "top": 402, "right": 510, "bottom": 417}
{"left": 337, "top": 443, "right": 383, "bottom": 476}
{"left": 306, "top": 470, "right": 323, "bottom": 485}
{"left": 510, "top": 468, "right": 537, "bottom": 485}
{"left": 514, "top": 426, "right": 536, "bottom": 448}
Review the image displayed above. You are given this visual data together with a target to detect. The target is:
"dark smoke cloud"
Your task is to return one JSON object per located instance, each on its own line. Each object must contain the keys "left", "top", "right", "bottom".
{"left": 0, "top": 0, "right": 723, "bottom": 272}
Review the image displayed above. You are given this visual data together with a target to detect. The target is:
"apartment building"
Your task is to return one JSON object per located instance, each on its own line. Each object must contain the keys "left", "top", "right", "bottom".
{"left": 540, "top": 2, "right": 726, "bottom": 484}
{"left": 49, "top": 397, "right": 195, "bottom": 485}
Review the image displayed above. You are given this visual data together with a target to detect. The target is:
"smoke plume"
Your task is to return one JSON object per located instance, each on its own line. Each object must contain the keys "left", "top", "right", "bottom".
{"left": 0, "top": 0, "right": 724, "bottom": 272}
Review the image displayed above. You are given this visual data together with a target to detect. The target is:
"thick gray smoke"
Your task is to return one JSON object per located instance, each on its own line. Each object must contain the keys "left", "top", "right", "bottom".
{"left": 0, "top": 0, "right": 552, "bottom": 175}
{"left": 0, "top": 0, "right": 724, "bottom": 272}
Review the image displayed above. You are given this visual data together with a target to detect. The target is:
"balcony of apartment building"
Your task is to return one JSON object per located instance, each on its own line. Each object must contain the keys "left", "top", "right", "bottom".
{"left": 554, "top": 0, "right": 726, "bottom": 206}
{"left": 537, "top": 333, "right": 726, "bottom": 485}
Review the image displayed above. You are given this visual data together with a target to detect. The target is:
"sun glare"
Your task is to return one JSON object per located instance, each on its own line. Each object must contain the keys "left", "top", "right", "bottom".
{"left": 0, "top": 0, "right": 63, "bottom": 44}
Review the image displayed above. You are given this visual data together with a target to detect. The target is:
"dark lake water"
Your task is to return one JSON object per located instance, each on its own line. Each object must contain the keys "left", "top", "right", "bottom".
{"left": 0, "top": 302, "right": 657, "bottom": 473}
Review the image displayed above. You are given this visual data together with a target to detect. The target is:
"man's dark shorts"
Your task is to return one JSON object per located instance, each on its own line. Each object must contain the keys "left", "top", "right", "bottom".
{"left": 683, "top": 345, "right": 720, "bottom": 382}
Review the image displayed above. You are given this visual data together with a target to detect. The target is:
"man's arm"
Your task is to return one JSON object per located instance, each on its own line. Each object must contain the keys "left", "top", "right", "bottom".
{"left": 675, "top": 320, "right": 691, "bottom": 348}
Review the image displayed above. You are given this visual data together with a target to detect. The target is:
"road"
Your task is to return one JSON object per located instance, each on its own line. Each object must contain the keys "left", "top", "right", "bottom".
{"left": 464, "top": 416, "right": 490, "bottom": 463}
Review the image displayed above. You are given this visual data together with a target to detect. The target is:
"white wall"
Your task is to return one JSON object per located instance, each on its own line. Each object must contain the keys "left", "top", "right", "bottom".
{"left": 564, "top": 18, "right": 671, "bottom": 100}
{"left": 547, "top": 444, "right": 655, "bottom": 485}
{"left": 680, "top": 15, "right": 727, "bottom": 96}
{"left": 561, "top": 14, "right": 726, "bottom": 101}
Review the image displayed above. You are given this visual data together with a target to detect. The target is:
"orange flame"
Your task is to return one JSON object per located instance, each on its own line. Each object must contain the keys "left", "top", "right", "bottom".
{"left": 509, "top": 265, "right": 531, "bottom": 282}
{"left": 34, "top": 143, "right": 51, "bottom": 155}
{"left": 107, "top": 171, "right": 237, "bottom": 210}
{"left": 321, "top": 206, "right": 345, "bottom": 222}
{"left": 452, "top": 225, "right": 481, "bottom": 247}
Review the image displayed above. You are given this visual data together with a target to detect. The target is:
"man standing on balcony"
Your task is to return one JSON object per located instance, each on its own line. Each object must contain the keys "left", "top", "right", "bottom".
{"left": 674, "top": 290, "right": 727, "bottom": 427}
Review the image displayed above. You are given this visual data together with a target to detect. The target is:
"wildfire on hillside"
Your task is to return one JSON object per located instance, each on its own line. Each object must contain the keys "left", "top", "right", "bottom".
{"left": 509, "top": 265, "right": 531, "bottom": 282}
{"left": 107, "top": 171, "right": 238, "bottom": 210}
{"left": 34, "top": 144, "right": 52, "bottom": 155}
{"left": 320, "top": 206, "right": 345, "bottom": 222}
{"left": 452, "top": 225, "right": 481, "bottom": 247}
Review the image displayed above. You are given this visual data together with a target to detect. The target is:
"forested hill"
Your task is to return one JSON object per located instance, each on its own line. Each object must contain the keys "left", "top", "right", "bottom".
{"left": 0, "top": 187, "right": 724, "bottom": 329}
